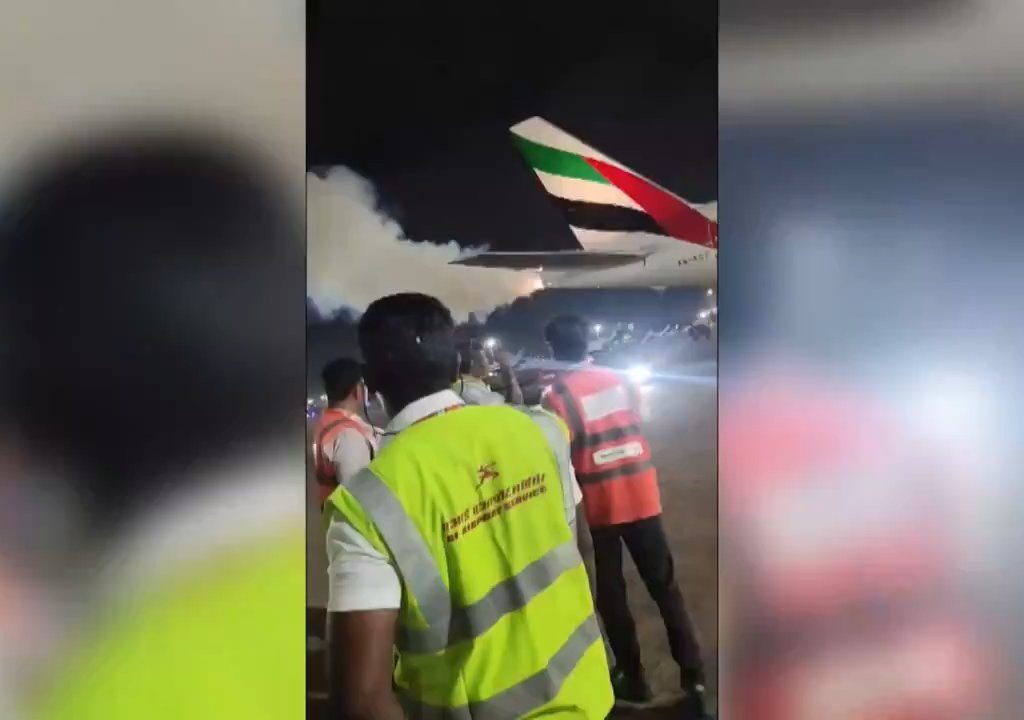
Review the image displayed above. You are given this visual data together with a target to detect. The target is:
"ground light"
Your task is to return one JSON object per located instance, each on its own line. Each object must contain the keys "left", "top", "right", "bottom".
{"left": 593, "top": 323, "right": 603, "bottom": 334}
{"left": 484, "top": 337, "right": 498, "bottom": 349}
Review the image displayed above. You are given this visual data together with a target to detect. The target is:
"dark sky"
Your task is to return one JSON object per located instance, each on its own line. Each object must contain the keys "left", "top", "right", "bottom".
{"left": 308, "top": 0, "right": 717, "bottom": 252}
{"left": 307, "top": 0, "right": 717, "bottom": 385}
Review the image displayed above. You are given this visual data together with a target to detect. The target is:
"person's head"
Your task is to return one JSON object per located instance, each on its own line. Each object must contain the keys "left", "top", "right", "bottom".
{"left": 469, "top": 350, "right": 489, "bottom": 377}
{"left": 321, "top": 358, "right": 364, "bottom": 409}
{"left": 358, "top": 293, "right": 458, "bottom": 416}
{"left": 0, "top": 129, "right": 301, "bottom": 535}
{"left": 544, "top": 315, "right": 590, "bottom": 362}
{"left": 457, "top": 341, "right": 488, "bottom": 378}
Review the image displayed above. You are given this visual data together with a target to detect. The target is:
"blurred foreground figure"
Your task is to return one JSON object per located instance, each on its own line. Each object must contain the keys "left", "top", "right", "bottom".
{"left": 312, "top": 358, "right": 379, "bottom": 508}
{"left": 324, "top": 293, "right": 612, "bottom": 719}
{"left": 542, "top": 315, "right": 708, "bottom": 717}
{"left": 720, "top": 369, "right": 990, "bottom": 720}
{"left": 0, "top": 130, "right": 305, "bottom": 719}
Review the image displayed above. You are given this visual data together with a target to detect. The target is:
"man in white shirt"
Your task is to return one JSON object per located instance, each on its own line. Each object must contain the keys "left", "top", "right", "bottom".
{"left": 454, "top": 341, "right": 523, "bottom": 406}
{"left": 325, "top": 294, "right": 603, "bottom": 720}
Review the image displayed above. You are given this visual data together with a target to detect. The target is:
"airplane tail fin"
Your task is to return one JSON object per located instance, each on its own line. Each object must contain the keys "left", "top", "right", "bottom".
{"left": 510, "top": 117, "right": 717, "bottom": 253}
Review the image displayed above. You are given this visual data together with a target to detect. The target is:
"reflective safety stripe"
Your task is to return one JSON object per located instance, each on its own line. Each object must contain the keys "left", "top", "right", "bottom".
{"left": 582, "top": 424, "right": 642, "bottom": 447}
{"left": 399, "top": 614, "right": 602, "bottom": 720}
{"left": 520, "top": 408, "right": 576, "bottom": 522}
{"left": 400, "top": 540, "right": 582, "bottom": 654}
{"left": 345, "top": 469, "right": 453, "bottom": 636}
{"left": 578, "top": 458, "right": 656, "bottom": 486}
{"left": 348, "top": 468, "right": 585, "bottom": 655}
{"left": 548, "top": 384, "right": 586, "bottom": 453}
{"left": 579, "top": 384, "right": 631, "bottom": 422}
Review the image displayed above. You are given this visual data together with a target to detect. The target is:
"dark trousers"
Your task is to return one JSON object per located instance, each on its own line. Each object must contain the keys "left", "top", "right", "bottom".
{"left": 590, "top": 515, "right": 705, "bottom": 686}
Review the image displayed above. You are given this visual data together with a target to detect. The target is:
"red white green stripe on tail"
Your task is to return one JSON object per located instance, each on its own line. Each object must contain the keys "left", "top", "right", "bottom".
{"left": 450, "top": 117, "right": 716, "bottom": 290}
{"left": 510, "top": 117, "right": 718, "bottom": 253}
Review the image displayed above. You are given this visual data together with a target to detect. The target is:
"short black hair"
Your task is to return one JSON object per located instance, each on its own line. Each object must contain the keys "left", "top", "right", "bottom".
{"left": 322, "top": 358, "right": 362, "bottom": 405}
{"left": 545, "top": 315, "right": 590, "bottom": 362}
{"left": 358, "top": 293, "right": 458, "bottom": 414}
{"left": 0, "top": 129, "right": 302, "bottom": 532}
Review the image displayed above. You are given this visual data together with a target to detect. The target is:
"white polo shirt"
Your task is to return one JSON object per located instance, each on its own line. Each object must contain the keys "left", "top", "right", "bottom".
{"left": 455, "top": 374, "right": 506, "bottom": 406}
{"left": 326, "top": 389, "right": 580, "bottom": 613}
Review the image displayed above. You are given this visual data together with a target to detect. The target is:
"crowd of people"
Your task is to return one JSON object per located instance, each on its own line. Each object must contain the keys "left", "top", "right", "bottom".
{"left": 313, "top": 294, "right": 709, "bottom": 719}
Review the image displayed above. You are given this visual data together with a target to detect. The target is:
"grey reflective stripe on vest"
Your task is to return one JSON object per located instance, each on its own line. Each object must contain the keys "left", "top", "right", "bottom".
{"left": 400, "top": 614, "right": 602, "bottom": 720}
{"left": 400, "top": 539, "right": 582, "bottom": 654}
{"left": 518, "top": 407, "right": 576, "bottom": 527}
{"left": 346, "top": 469, "right": 453, "bottom": 639}
{"left": 578, "top": 458, "right": 656, "bottom": 486}
{"left": 347, "top": 467, "right": 585, "bottom": 655}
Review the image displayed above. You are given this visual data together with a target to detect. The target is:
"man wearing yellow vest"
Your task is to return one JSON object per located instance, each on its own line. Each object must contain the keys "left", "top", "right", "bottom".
{"left": 324, "top": 293, "right": 613, "bottom": 720}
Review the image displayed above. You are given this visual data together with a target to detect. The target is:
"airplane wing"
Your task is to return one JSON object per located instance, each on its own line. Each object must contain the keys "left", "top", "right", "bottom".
{"left": 450, "top": 250, "right": 644, "bottom": 270}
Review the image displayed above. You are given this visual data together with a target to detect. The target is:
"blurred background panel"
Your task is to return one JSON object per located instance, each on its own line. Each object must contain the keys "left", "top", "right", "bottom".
{"left": 721, "top": 1, "right": 1023, "bottom": 718}
{"left": 0, "top": 2, "right": 305, "bottom": 719}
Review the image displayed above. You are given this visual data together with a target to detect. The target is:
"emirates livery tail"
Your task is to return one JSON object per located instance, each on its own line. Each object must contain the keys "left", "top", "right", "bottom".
{"left": 453, "top": 117, "right": 717, "bottom": 290}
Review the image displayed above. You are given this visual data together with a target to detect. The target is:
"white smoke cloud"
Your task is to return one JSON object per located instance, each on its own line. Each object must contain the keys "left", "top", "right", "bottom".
{"left": 307, "top": 167, "right": 541, "bottom": 322}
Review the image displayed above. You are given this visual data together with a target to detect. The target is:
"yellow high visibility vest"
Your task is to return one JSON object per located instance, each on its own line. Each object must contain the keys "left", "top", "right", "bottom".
{"left": 327, "top": 404, "right": 612, "bottom": 719}
{"left": 31, "top": 530, "right": 305, "bottom": 720}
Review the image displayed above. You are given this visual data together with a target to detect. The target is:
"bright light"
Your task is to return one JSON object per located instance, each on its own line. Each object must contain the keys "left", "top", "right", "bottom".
{"left": 484, "top": 337, "right": 498, "bottom": 349}
{"left": 593, "top": 323, "right": 603, "bottom": 334}
{"left": 626, "top": 364, "right": 652, "bottom": 384}
{"left": 698, "top": 310, "right": 710, "bottom": 319}
{"left": 906, "top": 368, "right": 994, "bottom": 446}
{"left": 706, "top": 288, "right": 714, "bottom": 296}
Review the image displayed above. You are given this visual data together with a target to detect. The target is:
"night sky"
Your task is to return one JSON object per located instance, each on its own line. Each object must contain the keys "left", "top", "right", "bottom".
{"left": 307, "top": 0, "right": 717, "bottom": 383}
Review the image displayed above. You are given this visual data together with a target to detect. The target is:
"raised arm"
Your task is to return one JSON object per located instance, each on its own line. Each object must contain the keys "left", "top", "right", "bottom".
{"left": 495, "top": 350, "right": 524, "bottom": 405}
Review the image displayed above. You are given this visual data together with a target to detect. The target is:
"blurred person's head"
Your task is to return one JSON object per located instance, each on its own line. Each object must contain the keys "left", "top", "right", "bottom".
{"left": 545, "top": 315, "right": 590, "bottom": 362}
{"left": 358, "top": 293, "right": 458, "bottom": 417}
{"left": 0, "top": 129, "right": 302, "bottom": 540}
{"left": 456, "top": 341, "right": 488, "bottom": 378}
{"left": 470, "top": 350, "right": 489, "bottom": 377}
{"left": 322, "top": 358, "right": 365, "bottom": 411}
{"left": 457, "top": 342, "right": 474, "bottom": 376}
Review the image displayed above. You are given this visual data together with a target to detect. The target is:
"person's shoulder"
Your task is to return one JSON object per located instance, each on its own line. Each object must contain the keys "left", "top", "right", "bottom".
{"left": 33, "top": 531, "right": 304, "bottom": 719}
{"left": 314, "top": 410, "right": 349, "bottom": 436}
{"left": 312, "top": 413, "right": 332, "bottom": 433}
{"left": 517, "top": 404, "right": 571, "bottom": 442}
{"left": 333, "top": 425, "right": 372, "bottom": 452}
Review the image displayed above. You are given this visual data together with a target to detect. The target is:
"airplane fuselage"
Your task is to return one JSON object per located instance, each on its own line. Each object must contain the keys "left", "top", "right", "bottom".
{"left": 541, "top": 245, "right": 716, "bottom": 289}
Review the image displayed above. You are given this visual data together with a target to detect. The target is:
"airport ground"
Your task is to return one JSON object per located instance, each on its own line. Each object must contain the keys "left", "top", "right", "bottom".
{"left": 306, "top": 353, "right": 718, "bottom": 718}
